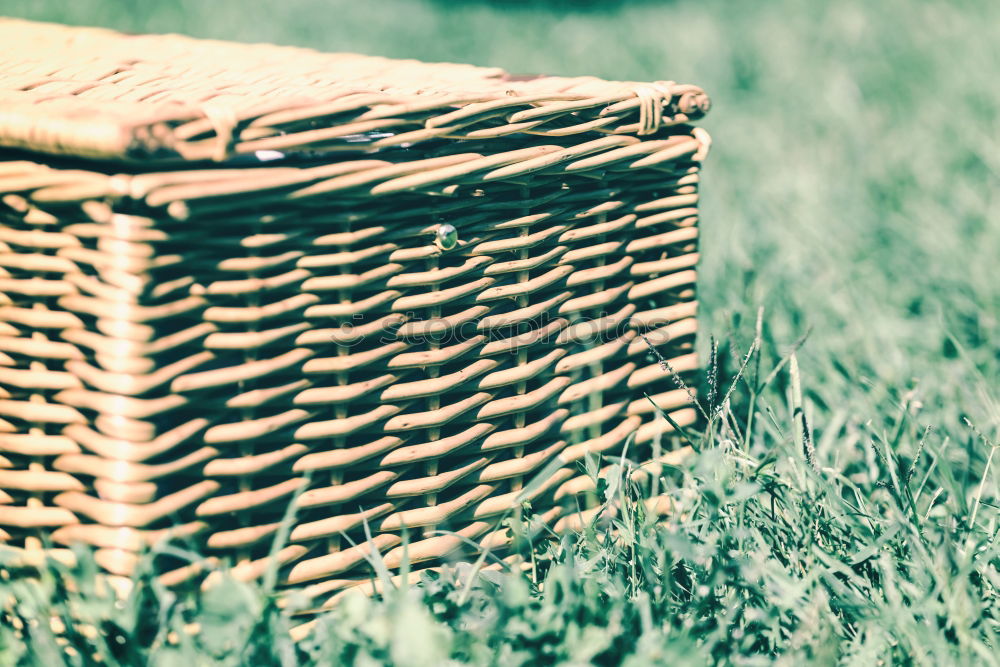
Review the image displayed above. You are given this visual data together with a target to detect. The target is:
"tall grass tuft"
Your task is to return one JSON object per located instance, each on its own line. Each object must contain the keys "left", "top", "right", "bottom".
{"left": 2, "top": 319, "right": 997, "bottom": 665}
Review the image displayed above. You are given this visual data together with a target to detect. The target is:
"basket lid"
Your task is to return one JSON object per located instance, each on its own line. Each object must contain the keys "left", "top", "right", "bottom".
{"left": 0, "top": 18, "right": 709, "bottom": 164}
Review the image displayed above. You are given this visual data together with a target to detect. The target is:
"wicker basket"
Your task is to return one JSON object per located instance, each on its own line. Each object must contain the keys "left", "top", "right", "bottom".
{"left": 0, "top": 19, "right": 709, "bottom": 602}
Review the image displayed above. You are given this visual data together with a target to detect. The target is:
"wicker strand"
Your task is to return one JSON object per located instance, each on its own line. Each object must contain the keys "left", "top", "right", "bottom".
{"left": 631, "top": 81, "right": 676, "bottom": 136}
{"left": 199, "top": 100, "right": 240, "bottom": 162}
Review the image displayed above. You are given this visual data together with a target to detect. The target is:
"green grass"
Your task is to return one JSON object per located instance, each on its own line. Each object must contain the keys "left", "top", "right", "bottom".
{"left": 1, "top": 0, "right": 999, "bottom": 663}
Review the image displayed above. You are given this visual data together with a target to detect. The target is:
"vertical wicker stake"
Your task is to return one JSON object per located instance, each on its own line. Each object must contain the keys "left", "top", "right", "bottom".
{"left": 510, "top": 189, "right": 531, "bottom": 496}
{"left": 26, "top": 300, "right": 48, "bottom": 564}
{"left": 422, "top": 247, "right": 441, "bottom": 540}
{"left": 503, "top": 186, "right": 535, "bottom": 571}
{"left": 585, "top": 209, "right": 609, "bottom": 515}
{"left": 0, "top": 18, "right": 710, "bottom": 599}
{"left": 329, "top": 240, "right": 352, "bottom": 560}
{"left": 586, "top": 210, "right": 609, "bottom": 446}
{"left": 237, "top": 216, "right": 261, "bottom": 569}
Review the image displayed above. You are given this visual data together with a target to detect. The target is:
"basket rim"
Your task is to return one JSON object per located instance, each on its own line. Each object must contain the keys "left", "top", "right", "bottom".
{"left": 0, "top": 18, "right": 710, "bottom": 164}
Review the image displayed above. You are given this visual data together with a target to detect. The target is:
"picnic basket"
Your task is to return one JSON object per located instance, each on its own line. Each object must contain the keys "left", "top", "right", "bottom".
{"left": 0, "top": 19, "right": 710, "bottom": 604}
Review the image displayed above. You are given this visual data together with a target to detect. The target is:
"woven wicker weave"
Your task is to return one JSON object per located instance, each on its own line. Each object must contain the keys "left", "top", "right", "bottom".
{"left": 0, "top": 19, "right": 709, "bottom": 603}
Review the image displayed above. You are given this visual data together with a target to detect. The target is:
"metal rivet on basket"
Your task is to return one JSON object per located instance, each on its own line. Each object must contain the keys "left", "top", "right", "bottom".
{"left": 435, "top": 223, "right": 458, "bottom": 250}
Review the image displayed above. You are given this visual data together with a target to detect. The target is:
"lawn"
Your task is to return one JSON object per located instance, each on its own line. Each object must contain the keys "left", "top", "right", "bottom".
{"left": 0, "top": 0, "right": 998, "bottom": 664}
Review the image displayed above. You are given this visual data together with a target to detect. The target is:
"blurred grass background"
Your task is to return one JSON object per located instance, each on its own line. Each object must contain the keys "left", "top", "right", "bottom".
{"left": 1, "top": 1, "right": 999, "bottom": 663}
{"left": 4, "top": 0, "right": 997, "bottom": 429}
